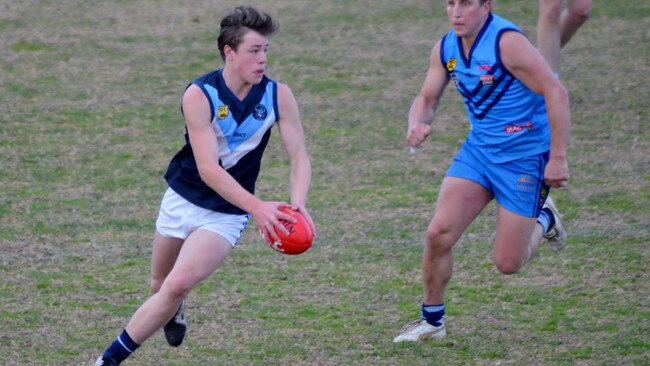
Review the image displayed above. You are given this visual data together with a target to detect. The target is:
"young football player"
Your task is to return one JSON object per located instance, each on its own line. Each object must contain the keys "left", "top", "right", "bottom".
{"left": 95, "top": 5, "right": 315, "bottom": 365}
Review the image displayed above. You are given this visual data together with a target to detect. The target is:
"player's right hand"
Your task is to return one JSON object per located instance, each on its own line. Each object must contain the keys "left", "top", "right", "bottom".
{"left": 250, "top": 200, "right": 295, "bottom": 244}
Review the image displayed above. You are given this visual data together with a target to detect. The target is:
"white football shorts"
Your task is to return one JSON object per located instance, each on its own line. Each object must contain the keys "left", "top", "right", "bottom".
{"left": 155, "top": 187, "right": 251, "bottom": 247}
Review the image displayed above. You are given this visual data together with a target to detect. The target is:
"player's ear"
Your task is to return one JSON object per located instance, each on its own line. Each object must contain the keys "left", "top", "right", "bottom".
{"left": 483, "top": 0, "right": 492, "bottom": 12}
{"left": 224, "top": 44, "right": 235, "bottom": 62}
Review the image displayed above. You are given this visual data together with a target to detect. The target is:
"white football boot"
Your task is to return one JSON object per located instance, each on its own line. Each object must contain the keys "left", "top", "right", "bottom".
{"left": 393, "top": 319, "right": 446, "bottom": 343}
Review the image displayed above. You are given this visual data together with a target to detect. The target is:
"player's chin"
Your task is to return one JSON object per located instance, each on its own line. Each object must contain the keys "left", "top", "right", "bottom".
{"left": 251, "top": 72, "right": 265, "bottom": 83}
{"left": 452, "top": 28, "right": 467, "bottom": 37}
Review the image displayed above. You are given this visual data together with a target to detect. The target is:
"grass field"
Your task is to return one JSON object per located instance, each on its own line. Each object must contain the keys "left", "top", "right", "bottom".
{"left": 1, "top": 0, "right": 648, "bottom": 365}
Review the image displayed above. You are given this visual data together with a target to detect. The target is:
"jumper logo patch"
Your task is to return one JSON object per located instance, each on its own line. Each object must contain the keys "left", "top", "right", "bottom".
{"left": 504, "top": 121, "right": 533, "bottom": 134}
{"left": 478, "top": 63, "right": 492, "bottom": 72}
{"left": 253, "top": 104, "right": 267, "bottom": 120}
{"left": 446, "top": 58, "right": 457, "bottom": 72}
{"left": 217, "top": 105, "right": 229, "bottom": 120}
{"left": 480, "top": 74, "right": 496, "bottom": 85}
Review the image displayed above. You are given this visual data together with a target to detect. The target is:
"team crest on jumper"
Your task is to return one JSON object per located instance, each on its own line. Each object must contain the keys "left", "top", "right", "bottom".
{"left": 253, "top": 104, "right": 267, "bottom": 120}
{"left": 217, "top": 105, "right": 229, "bottom": 120}
{"left": 446, "top": 58, "right": 457, "bottom": 72}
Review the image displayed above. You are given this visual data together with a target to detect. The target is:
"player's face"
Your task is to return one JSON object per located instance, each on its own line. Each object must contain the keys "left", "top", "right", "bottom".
{"left": 228, "top": 31, "right": 270, "bottom": 85}
{"left": 446, "top": 0, "right": 491, "bottom": 38}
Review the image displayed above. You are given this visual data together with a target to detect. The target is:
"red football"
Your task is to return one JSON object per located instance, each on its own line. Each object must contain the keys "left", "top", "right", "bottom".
{"left": 269, "top": 207, "right": 313, "bottom": 255}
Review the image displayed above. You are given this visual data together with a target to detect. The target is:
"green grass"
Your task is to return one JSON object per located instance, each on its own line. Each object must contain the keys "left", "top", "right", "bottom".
{"left": 0, "top": 0, "right": 648, "bottom": 365}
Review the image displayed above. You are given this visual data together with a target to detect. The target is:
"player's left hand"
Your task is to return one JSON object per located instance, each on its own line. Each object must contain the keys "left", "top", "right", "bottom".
{"left": 290, "top": 204, "right": 317, "bottom": 238}
{"left": 406, "top": 122, "right": 432, "bottom": 148}
{"left": 544, "top": 157, "right": 570, "bottom": 189}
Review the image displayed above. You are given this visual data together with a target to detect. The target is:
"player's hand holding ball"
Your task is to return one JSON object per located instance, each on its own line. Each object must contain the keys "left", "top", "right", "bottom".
{"left": 263, "top": 207, "right": 314, "bottom": 255}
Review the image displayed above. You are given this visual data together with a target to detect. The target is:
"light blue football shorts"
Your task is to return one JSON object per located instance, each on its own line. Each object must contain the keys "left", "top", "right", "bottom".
{"left": 156, "top": 187, "right": 251, "bottom": 247}
{"left": 445, "top": 142, "right": 550, "bottom": 218}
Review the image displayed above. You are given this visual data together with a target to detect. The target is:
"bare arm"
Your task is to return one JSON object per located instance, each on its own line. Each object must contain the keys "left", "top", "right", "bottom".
{"left": 182, "top": 84, "right": 292, "bottom": 241}
{"left": 500, "top": 31, "right": 571, "bottom": 188}
{"left": 406, "top": 40, "right": 450, "bottom": 148}
{"left": 276, "top": 83, "right": 316, "bottom": 236}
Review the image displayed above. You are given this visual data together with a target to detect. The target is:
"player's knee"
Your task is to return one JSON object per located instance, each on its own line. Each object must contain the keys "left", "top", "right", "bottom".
{"left": 160, "top": 273, "right": 195, "bottom": 300}
{"left": 569, "top": 1, "right": 592, "bottom": 24}
{"left": 540, "top": 0, "right": 562, "bottom": 24}
{"left": 150, "top": 276, "right": 164, "bottom": 293}
{"left": 493, "top": 254, "right": 524, "bottom": 275}
{"left": 424, "top": 223, "right": 454, "bottom": 253}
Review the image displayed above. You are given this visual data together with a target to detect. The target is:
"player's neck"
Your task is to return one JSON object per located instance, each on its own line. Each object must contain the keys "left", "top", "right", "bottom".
{"left": 460, "top": 19, "right": 486, "bottom": 58}
{"left": 458, "top": 37, "right": 474, "bottom": 59}
{"left": 222, "top": 67, "right": 253, "bottom": 101}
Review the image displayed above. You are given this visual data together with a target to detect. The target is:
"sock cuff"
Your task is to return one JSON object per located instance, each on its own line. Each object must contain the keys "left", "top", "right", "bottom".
{"left": 421, "top": 303, "right": 445, "bottom": 326}
{"left": 537, "top": 208, "right": 554, "bottom": 234}
{"left": 118, "top": 329, "right": 140, "bottom": 353}
{"left": 422, "top": 303, "right": 445, "bottom": 312}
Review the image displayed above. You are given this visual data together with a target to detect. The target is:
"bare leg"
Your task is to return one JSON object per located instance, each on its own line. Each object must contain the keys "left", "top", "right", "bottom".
{"left": 538, "top": 0, "right": 592, "bottom": 72}
{"left": 150, "top": 230, "right": 183, "bottom": 293}
{"left": 537, "top": 0, "right": 563, "bottom": 72}
{"left": 124, "top": 230, "right": 232, "bottom": 344}
{"left": 492, "top": 205, "right": 544, "bottom": 275}
{"left": 560, "top": 0, "right": 592, "bottom": 47}
{"left": 422, "top": 177, "right": 492, "bottom": 304}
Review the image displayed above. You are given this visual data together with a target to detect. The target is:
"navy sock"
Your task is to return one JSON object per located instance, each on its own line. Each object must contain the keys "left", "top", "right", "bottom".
{"left": 421, "top": 303, "right": 445, "bottom": 327}
{"left": 537, "top": 207, "right": 555, "bottom": 234}
{"left": 103, "top": 329, "right": 140, "bottom": 363}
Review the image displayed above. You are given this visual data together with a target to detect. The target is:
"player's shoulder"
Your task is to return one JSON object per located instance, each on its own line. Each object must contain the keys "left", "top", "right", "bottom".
{"left": 498, "top": 29, "right": 533, "bottom": 57}
{"left": 275, "top": 81, "right": 296, "bottom": 101}
{"left": 193, "top": 69, "right": 220, "bottom": 86}
{"left": 490, "top": 12, "right": 522, "bottom": 32}
{"left": 183, "top": 83, "right": 206, "bottom": 101}
{"left": 184, "top": 69, "right": 220, "bottom": 98}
